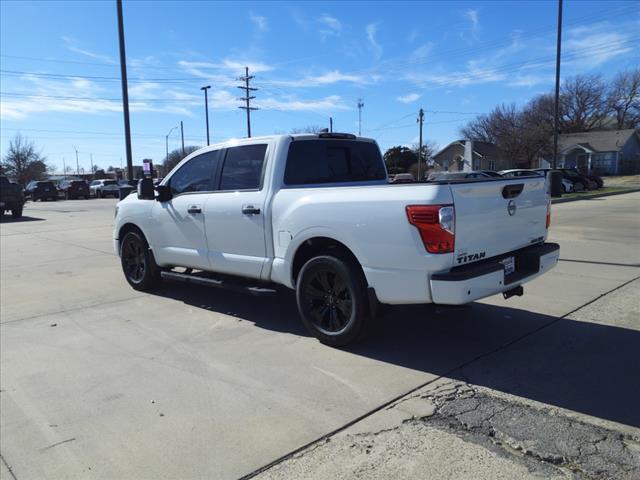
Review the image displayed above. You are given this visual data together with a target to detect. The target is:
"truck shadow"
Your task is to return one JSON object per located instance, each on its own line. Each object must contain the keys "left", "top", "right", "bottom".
{"left": 151, "top": 283, "right": 640, "bottom": 428}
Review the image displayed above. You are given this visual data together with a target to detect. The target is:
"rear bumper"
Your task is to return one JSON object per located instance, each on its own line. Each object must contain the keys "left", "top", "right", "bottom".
{"left": 430, "top": 242, "right": 560, "bottom": 305}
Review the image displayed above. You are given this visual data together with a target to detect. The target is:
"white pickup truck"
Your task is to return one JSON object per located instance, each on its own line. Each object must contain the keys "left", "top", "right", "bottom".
{"left": 114, "top": 133, "right": 559, "bottom": 346}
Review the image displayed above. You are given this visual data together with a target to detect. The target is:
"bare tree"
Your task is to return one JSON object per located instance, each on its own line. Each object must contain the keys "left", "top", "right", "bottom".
{"left": 163, "top": 146, "right": 201, "bottom": 172}
{"left": 461, "top": 101, "right": 553, "bottom": 168}
{"left": 607, "top": 68, "right": 640, "bottom": 129}
{"left": 1, "top": 134, "right": 49, "bottom": 186}
{"left": 560, "top": 74, "right": 608, "bottom": 132}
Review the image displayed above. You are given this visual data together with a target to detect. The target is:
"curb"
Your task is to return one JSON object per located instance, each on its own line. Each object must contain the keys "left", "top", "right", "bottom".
{"left": 551, "top": 188, "right": 640, "bottom": 204}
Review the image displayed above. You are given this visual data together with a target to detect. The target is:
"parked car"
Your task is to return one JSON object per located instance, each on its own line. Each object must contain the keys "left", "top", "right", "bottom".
{"left": 560, "top": 169, "right": 597, "bottom": 191}
{"left": 534, "top": 168, "right": 579, "bottom": 193}
{"left": 583, "top": 172, "right": 604, "bottom": 189}
{"left": 59, "top": 180, "right": 90, "bottom": 199}
{"left": 389, "top": 173, "right": 415, "bottom": 184}
{"left": 498, "top": 169, "right": 543, "bottom": 178}
{"left": 90, "top": 179, "right": 120, "bottom": 198}
{"left": 480, "top": 170, "right": 502, "bottom": 177}
{"left": 0, "top": 176, "right": 25, "bottom": 218}
{"left": 25, "top": 180, "right": 58, "bottom": 201}
{"left": 427, "top": 171, "right": 492, "bottom": 181}
{"left": 534, "top": 168, "right": 593, "bottom": 192}
{"left": 114, "top": 133, "right": 559, "bottom": 347}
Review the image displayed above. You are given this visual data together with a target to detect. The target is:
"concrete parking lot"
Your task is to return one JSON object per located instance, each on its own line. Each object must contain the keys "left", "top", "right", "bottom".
{"left": 1, "top": 193, "right": 639, "bottom": 479}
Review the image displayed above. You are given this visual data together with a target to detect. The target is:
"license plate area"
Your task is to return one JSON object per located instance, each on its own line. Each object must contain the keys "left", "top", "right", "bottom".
{"left": 500, "top": 256, "right": 515, "bottom": 276}
{"left": 503, "top": 251, "right": 541, "bottom": 285}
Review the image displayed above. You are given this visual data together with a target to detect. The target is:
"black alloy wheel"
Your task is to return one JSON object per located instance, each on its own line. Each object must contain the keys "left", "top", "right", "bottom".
{"left": 305, "top": 268, "right": 353, "bottom": 334}
{"left": 296, "top": 255, "right": 370, "bottom": 347}
{"left": 120, "top": 230, "right": 161, "bottom": 291}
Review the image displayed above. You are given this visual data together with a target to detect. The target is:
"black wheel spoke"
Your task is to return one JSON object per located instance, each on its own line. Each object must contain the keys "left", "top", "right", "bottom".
{"left": 303, "top": 265, "right": 354, "bottom": 335}
{"left": 123, "top": 236, "right": 146, "bottom": 283}
{"left": 316, "top": 271, "right": 332, "bottom": 292}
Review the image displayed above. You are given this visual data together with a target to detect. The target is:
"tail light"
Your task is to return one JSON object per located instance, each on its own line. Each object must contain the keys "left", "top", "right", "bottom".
{"left": 546, "top": 201, "right": 551, "bottom": 229}
{"left": 406, "top": 205, "right": 455, "bottom": 253}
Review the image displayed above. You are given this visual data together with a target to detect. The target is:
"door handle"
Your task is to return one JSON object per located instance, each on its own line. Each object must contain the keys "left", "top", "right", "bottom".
{"left": 242, "top": 205, "right": 261, "bottom": 215}
{"left": 187, "top": 206, "right": 202, "bottom": 214}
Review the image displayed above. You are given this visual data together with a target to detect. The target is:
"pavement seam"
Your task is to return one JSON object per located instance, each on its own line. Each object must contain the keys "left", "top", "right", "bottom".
{"left": 237, "top": 274, "right": 640, "bottom": 480}
{"left": 0, "top": 295, "right": 143, "bottom": 325}
{"left": 0, "top": 453, "right": 18, "bottom": 480}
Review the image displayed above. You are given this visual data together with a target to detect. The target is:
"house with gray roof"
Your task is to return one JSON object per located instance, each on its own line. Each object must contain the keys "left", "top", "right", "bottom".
{"left": 542, "top": 129, "right": 640, "bottom": 175}
{"left": 432, "top": 140, "right": 507, "bottom": 172}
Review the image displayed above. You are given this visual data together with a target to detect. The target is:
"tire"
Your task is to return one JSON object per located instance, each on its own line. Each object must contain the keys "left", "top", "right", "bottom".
{"left": 120, "top": 229, "right": 161, "bottom": 291}
{"left": 11, "top": 207, "right": 23, "bottom": 219}
{"left": 296, "top": 255, "right": 370, "bottom": 347}
{"left": 562, "top": 183, "right": 567, "bottom": 193}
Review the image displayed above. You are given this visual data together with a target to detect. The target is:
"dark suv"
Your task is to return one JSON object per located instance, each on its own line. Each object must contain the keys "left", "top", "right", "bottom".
{"left": 25, "top": 181, "right": 58, "bottom": 201}
{"left": 59, "top": 180, "right": 90, "bottom": 199}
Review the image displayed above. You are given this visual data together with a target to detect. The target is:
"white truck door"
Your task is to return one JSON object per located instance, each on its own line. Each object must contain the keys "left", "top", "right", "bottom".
{"left": 203, "top": 143, "right": 269, "bottom": 279}
{"left": 150, "top": 150, "right": 221, "bottom": 270}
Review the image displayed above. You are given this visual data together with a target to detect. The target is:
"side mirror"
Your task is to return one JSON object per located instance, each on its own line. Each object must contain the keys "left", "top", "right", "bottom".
{"left": 156, "top": 184, "right": 172, "bottom": 202}
{"left": 547, "top": 170, "right": 563, "bottom": 198}
{"left": 137, "top": 178, "right": 155, "bottom": 200}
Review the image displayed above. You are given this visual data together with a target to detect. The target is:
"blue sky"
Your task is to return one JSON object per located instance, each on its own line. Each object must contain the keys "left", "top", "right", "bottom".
{"left": 1, "top": 0, "right": 638, "bottom": 173}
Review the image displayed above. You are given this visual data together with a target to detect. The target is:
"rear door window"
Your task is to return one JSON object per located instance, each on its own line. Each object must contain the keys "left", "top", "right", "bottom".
{"left": 284, "top": 140, "right": 386, "bottom": 185}
{"left": 219, "top": 144, "right": 267, "bottom": 191}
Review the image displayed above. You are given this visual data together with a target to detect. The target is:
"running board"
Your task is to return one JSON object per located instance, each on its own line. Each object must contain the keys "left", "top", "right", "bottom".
{"left": 160, "top": 270, "right": 278, "bottom": 296}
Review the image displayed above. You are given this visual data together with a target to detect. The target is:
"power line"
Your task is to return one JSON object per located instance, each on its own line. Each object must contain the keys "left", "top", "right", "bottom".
{"left": 3, "top": 35, "right": 634, "bottom": 90}
{"left": 238, "top": 66, "right": 259, "bottom": 138}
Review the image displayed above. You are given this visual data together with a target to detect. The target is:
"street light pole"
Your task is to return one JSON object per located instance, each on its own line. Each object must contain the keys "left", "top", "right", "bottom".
{"left": 116, "top": 0, "right": 133, "bottom": 181}
{"left": 552, "top": 0, "right": 563, "bottom": 169}
{"left": 201, "top": 85, "right": 211, "bottom": 145}
{"left": 73, "top": 146, "right": 79, "bottom": 175}
{"left": 165, "top": 126, "right": 178, "bottom": 163}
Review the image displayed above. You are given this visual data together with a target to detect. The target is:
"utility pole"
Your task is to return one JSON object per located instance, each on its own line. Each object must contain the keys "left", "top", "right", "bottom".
{"left": 165, "top": 126, "right": 178, "bottom": 163}
{"left": 357, "top": 99, "right": 364, "bottom": 136}
{"left": 62, "top": 157, "right": 66, "bottom": 177}
{"left": 417, "top": 108, "right": 424, "bottom": 181}
{"left": 180, "top": 120, "right": 185, "bottom": 155}
{"left": 90, "top": 153, "right": 94, "bottom": 174}
{"left": 330, "top": 117, "right": 333, "bottom": 133}
{"left": 201, "top": 85, "right": 211, "bottom": 145}
{"left": 238, "top": 66, "right": 259, "bottom": 138}
{"left": 74, "top": 146, "right": 79, "bottom": 175}
{"left": 552, "top": 0, "right": 563, "bottom": 169}
{"left": 116, "top": 0, "right": 133, "bottom": 182}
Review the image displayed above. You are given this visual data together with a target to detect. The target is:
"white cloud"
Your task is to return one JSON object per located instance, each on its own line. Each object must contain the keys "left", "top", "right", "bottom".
{"left": 249, "top": 12, "right": 268, "bottom": 32}
{"left": 178, "top": 59, "right": 273, "bottom": 74}
{"left": 268, "top": 70, "right": 376, "bottom": 88}
{"left": 318, "top": 14, "right": 342, "bottom": 38}
{"left": 564, "top": 31, "right": 634, "bottom": 68}
{"left": 397, "top": 93, "right": 421, "bottom": 104}
{"left": 259, "top": 95, "right": 348, "bottom": 112}
{"left": 62, "top": 36, "right": 115, "bottom": 64}
{"left": 0, "top": 74, "right": 198, "bottom": 120}
{"left": 465, "top": 9, "right": 479, "bottom": 38}
{"left": 366, "top": 24, "right": 383, "bottom": 59}
{"left": 410, "top": 42, "right": 434, "bottom": 62}
{"left": 508, "top": 74, "right": 554, "bottom": 88}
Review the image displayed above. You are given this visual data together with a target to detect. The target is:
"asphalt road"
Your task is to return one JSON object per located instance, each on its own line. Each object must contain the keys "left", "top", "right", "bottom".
{"left": 1, "top": 193, "right": 639, "bottom": 480}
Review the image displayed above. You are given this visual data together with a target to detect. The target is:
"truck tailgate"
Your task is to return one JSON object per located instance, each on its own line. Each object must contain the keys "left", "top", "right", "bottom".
{"left": 449, "top": 177, "right": 548, "bottom": 267}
